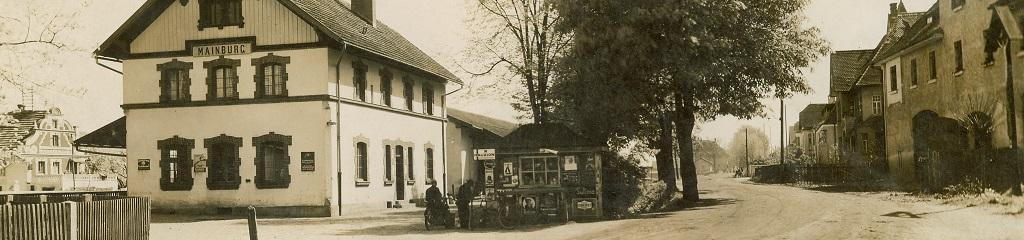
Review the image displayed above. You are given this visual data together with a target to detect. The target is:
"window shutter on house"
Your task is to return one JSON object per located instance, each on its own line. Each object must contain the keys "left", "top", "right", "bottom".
{"left": 281, "top": 71, "right": 289, "bottom": 96}
{"left": 159, "top": 72, "right": 170, "bottom": 103}
{"left": 206, "top": 68, "right": 216, "bottom": 100}
{"left": 254, "top": 69, "right": 264, "bottom": 99}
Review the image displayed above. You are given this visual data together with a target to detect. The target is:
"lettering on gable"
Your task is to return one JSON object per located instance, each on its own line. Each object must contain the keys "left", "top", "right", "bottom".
{"left": 192, "top": 43, "right": 251, "bottom": 57}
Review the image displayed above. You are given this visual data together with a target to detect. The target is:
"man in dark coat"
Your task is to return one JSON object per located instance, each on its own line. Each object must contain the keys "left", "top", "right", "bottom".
{"left": 457, "top": 179, "right": 476, "bottom": 228}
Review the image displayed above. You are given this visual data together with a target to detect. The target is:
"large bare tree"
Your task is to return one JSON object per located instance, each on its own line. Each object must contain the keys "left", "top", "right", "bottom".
{"left": 463, "top": 0, "right": 571, "bottom": 123}
{"left": 0, "top": 1, "right": 84, "bottom": 105}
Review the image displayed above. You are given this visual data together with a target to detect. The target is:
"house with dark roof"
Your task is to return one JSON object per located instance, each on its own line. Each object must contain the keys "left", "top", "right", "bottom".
{"left": 92, "top": 0, "right": 459, "bottom": 216}
{"left": 445, "top": 108, "right": 518, "bottom": 190}
{"left": 0, "top": 106, "right": 116, "bottom": 191}
{"left": 791, "top": 103, "right": 830, "bottom": 163}
{"left": 870, "top": 0, "right": 1024, "bottom": 189}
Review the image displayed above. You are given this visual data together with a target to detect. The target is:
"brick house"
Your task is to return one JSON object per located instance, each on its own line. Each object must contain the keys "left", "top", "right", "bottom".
{"left": 873, "top": 0, "right": 1024, "bottom": 189}
{"left": 92, "top": 0, "right": 459, "bottom": 216}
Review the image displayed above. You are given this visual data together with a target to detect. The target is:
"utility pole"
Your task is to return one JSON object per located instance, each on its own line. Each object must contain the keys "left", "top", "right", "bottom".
{"left": 745, "top": 128, "right": 750, "bottom": 177}
{"left": 780, "top": 98, "right": 786, "bottom": 181}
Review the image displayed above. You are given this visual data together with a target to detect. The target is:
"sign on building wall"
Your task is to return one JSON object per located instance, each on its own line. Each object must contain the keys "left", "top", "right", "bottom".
{"left": 193, "top": 154, "right": 207, "bottom": 172}
{"left": 301, "top": 152, "right": 315, "bottom": 171}
{"left": 564, "top": 155, "right": 578, "bottom": 171}
{"left": 137, "top": 159, "right": 150, "bottom": 170}
{"left": 474, "top": 149, "right": 496, "bottom": 160}
{"left": 192, "top": 43, "right": 251, "bottom": 57}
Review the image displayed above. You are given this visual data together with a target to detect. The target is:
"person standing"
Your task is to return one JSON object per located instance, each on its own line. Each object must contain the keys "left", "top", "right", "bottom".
{"left": 457, "top": 179, "right": 476, "bottom": 228}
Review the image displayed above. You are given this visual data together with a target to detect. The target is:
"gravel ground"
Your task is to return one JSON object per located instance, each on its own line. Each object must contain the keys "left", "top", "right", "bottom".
{"left": 151, "top": 175, "right": 1024, "bottom": 240}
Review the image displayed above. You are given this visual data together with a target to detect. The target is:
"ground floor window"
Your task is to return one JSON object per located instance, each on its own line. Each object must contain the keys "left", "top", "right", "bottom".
{"left": 425, "top": 148, "right": 434, "bottom": 181}
{"left": 158, "top": 136, "right": 195, "bottom": 191}
{"left": 254, "top": 132, "right": 292, "bottom": 189}
{"left": 205, "top": 134, "right": 242, "bottom": 190}
{"left": 520, "top": 156, "right": 559, "bottom": 187}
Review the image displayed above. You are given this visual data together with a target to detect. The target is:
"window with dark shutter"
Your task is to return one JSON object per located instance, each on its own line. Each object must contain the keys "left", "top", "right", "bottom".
{"left": 407, "top": 146, "right": 414, "bottom": 181}
{"left": 157, "top": 59, "right": 193, "bottom": 103}
{"left": 203, "top": 57, "right": 241, "bottom": 100}
{"left": 252, "top": 54, "right": 290, "bottom": 98}
{"left": 204, "top": 134, "right": 242, "bottom": 190}
{"left": 198, "top": 0, "right": 244, "bottom": 30}
{"left": 910, "top": 59, "right": 918, "bottom": 86}
{"left": 889, "top": 65, "right": 898, "bottom": 92}
{"left": 929, "top": 51, "right": 937, "bottom": 80}
{"left": 423, "top": 84, "right": 434, "bottom": 115}
{"left": 404, "top": 79, "right": 414, "bottom": 111}
{"left": 384, "top": 145, "right": 392, "bottom": 183}
{"left": 356, "top": 142, "right": 369, "bottom": 182}
{"left": 425, "top": 148, "right": 434, "bottom": 181}
{"left": 253, "top": 132, "right": 292, "bottom": 189}
{"left": 158, "top": 136, "right": 195, "bottom": 191}
{"left": 954, "top": 41, "right": 964, "bottom": 73}
{"left": 353, "top": 61, "right": 368, "bottom": 102}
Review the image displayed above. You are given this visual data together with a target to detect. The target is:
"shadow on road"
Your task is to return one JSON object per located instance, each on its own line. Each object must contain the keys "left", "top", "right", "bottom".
{"left": 881, "top": 207, "right": 969, "bottom": 219}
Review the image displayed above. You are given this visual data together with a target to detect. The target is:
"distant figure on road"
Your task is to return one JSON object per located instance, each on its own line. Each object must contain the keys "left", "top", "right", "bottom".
{"left": 457, "top": 180, "right": 477, "bottom": 228}
{"left": 734, "top": 168, "right": 743, "bottom": 178}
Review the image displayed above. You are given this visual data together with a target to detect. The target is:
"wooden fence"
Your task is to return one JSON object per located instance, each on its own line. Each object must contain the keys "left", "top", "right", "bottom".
{"left": 0, "top": 196, "right": 149, "bottom": 240}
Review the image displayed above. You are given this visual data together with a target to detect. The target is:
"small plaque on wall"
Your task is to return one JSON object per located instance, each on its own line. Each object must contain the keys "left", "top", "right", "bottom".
{"left": 193, "top": 154, "right": 207, "bottom": 172}
{"left": 138, "top": 159, "right": 151, "bottom": 170}
{"left": 301, "top": 152, "right": 315, "bottom": 171}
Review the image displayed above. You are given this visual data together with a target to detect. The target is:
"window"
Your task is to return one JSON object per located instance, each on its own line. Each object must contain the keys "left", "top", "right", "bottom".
{"left": 422, "top": 84, "right": 434, "bottom": 115}
{"left": 356, "top": 142, "right": 368, "bottom": 182}
{"left": 910, "top": 59, "right": 918, "bottom": 86}
{"left": 203, "top": 57, "right": 240, "bottom": 100}
{"left": 404, "top": 80, "right": 414, "bottom": 110}
{"left": 384, "top": 145, "right": 392, "bottom": 182}
{"left": 157, "top": 59, "right": 193, "bottom": 103}
{"left": 425, "top": 148, "right": 434, "bottom": 181}
{"left": 52, "top": 162, "right": 60, "bottom": 174}
{"left": 951, "top": 0, "right": 964, "bottom": 10}
{"left": 929, "top": 51, "right": 937, "bottom": 80}
{"left": 205, "top": 134, "right": 242, "bottom": 190}
{"left": 888, "top": 65, "right": 898, "bottom": 92}
{"left": 199, "top": 0, "right": 244, "bottom": 29}
{"left": 51, "top": 135, "right": 59, "bottom": 147}
{"left": 252, "top": 54, "right": 291, "bottom": 98}
{"left": 872, "top": 95, "right": 882, "bottom": 115}
{"left": 380, "top": 70, "right": 392, "bottom": 106}
{"left": 407, "top": 146, "right": 415, "bottom": 181}
{"left": 396, "top": 145, "right": 405, "bottom": 182}
{"left": 254, "top": 133, "right": 292, "bottom": 189}
{"left": 520, "top": 157, "right": 559, "bottom": 187}
{"left": 158, "top": 136, "right": 195, "bottom": 191}
{"left": 954, "top": 41, "right": 964, "bottom": 73}
{"left": 353, "top": 62, "right": 368, "bottom": 102}
{"left": 37, "top": 161, "right": 46, "bottom": 175}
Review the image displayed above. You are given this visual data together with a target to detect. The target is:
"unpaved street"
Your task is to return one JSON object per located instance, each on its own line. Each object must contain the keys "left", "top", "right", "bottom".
{"left": 152, "top": 175, "right": 1024, "bottom": 240}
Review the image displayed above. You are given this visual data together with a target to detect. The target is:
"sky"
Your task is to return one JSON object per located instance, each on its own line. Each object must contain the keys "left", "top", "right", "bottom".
{"left": 0, "top": 0, "right": 936, "bottom": 150}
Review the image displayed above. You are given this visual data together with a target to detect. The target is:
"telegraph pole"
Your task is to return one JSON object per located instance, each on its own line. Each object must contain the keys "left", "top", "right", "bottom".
{"left": 780, "top": 98, "right": 786, "bottom": 181}
{"left": 745, "top": 128, "right": 750, "bottom": 177}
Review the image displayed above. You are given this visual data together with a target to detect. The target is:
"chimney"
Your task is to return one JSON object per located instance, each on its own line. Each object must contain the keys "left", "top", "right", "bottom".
{"left": 889, "top": 3, "right": 898, "bottom": 16}
{"left": 16, "top": 104, "right": 25, "bottom": 112}
{"left": 352, "top": 0, "right": 376, "bottom": 26}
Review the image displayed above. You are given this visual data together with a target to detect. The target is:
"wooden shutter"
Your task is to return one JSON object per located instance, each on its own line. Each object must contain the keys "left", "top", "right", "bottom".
{"left": 230, "top": 67, "right": 239, "bottom": 99}
{"left": 206, "top": 67, "right": 216, "bottom": 100}
{"left": 254, "top": 65, "right": 264, "bottom": 99}
{"left": 281, "top": 69, "right": 289, "bottom": 96}
{"left": 159, "top": 71, "right": 170, "bottom": 103}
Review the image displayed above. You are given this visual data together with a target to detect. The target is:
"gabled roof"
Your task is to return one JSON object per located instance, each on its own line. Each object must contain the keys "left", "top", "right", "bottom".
{"left": 74, "top": 117, "right": 127, "bottom": 149}
{"left": 854, "top": 8, "right": 929, "bottom": 86}
{"left": 830, "top": 49, "right": 876, "bottom": 93}
{"left": 447, "top": 108, "right": 519, "bottom": 138}
{"left": 798, "top": 104, "right": 829, "bottom": 130}
{"left": 875, "top": 3, "right": 942, "bottom": 63}
{"left": 0, "top": 110, "right": 47, "bottom": 150}
{"left": 95, "top": 0, "right": 460, "bottom": 84}
{"left": 497, "top": 123, "right": 603, "bottom": 149}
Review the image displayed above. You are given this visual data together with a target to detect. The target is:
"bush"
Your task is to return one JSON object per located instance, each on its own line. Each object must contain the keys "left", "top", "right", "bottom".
{"left": 601, "top": 152, "right": 644, "bottom": 217}
{"left": 939, "top": 176, "right": 987, "bottom": 198}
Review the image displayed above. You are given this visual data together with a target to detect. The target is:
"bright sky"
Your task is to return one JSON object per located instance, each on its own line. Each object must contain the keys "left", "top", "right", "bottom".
{"left": 0, "top": 0, "right": 935, "bottom": 150}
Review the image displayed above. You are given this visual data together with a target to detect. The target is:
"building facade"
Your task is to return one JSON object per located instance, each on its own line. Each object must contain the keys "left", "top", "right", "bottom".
{"left": 876, "top": 0, "right": 1024, "bottom": 188}
{"left": 0, "top": 107, "right": 115, "bottom": 191}
{"left": 95, "top": 0, "right": 459, "bottom": 216}
{"left": 445, "top": 108, "right": 518, "bottom": 191}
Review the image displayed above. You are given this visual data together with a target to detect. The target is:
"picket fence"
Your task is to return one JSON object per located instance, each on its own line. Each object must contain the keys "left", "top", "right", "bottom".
{"left": 0, "top": 196, "right": 150, "bottom": 240}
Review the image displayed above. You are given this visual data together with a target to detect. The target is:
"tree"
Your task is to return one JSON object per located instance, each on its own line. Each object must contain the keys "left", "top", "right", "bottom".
{"left": 463, "top": 0, "right": 571, "bottom": 123}
{"left": 726, "top": 126, "right": 772, "bottom": 171}
{"left": 554, "top": 0, "right": 828, "bottom": 201}
{"left": 0, "top": 1, "right": 85, "bottom": 104}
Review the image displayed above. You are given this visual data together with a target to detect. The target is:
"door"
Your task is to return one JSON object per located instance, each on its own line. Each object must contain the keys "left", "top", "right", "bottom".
{"left": 396, "top": 146, "right": 406, "bottom": 200}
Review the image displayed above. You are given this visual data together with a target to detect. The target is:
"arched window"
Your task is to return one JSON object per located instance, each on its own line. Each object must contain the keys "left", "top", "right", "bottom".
{"left": 356, "top": 142, "right": 368, "bottom": 182}
{"left": 252, "top": 53, "right": 290, "bottom": 98}
{"left": 253, "top": 132, "right": 292, "bottom": 189}
{"left": 158, "top": 136, "right": 195, "bottom": 191}
{"left": 203, "top": 57, "right": 240, "bottom": 100}
{"left": 204, "top": 134, "right": 242, "bottom": 190}
{"left": 156, "top": 59, "right": 193, "bottom": 103}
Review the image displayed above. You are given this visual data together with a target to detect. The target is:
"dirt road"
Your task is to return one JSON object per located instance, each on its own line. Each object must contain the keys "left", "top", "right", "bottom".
{"left": 152, "top": 175, "right": 1024, "bottom": 240}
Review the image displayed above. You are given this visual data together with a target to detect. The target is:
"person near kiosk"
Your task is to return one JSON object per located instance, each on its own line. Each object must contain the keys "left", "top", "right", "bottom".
{"left": 457, "top": 179, "right": 477, "bottom": 228}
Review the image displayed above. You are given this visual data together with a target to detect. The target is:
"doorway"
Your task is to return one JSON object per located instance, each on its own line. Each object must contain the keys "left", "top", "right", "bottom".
{"left": 396, "top": 146, "right": 406, "bottom": 200}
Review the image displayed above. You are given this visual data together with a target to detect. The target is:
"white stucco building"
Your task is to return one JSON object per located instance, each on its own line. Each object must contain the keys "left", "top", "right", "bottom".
{"left": 93, "top": 0, "right": 459, "bottom": 216}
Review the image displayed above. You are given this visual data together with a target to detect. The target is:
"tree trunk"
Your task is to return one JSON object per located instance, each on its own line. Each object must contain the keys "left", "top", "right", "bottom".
{"left": 674, "top": 93, "right": 700, "bottom": 201}
{"left": 656, "top": 112, "right": 678, "bottom": 191}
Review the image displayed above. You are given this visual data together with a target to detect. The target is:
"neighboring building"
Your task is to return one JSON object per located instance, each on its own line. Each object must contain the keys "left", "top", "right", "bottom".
{"left": 830, "top": 49, "right": 887, "bottom": 171}
{"left": 445, "top": 108, "right": 518, "bottom": 191}
{"left": 874, "top": 0, "right": 1024, "bottom": 188}
{"left": 93, "top": 0, "right": 459, "bottom": 216}
{"left": 794, "top": 103, "right": 829, "bottom": 163}
{"left": 0, "top": 106, "right": 115, "bottom": 191}
{"left": 815, "top": 105, "right": 839, "bottom": 164}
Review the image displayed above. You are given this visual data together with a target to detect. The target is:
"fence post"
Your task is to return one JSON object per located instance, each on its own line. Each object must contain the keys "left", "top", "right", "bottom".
{"left": 83, "top": 194, "right": 93, "bottom": 202}
{"left": 39, "top": 195, "right": 47, "bottom": 203}
{"left": 247, "top": 206, "right": 258, "bottom": 240}
{"left": 66, "top": 201, "right": 78, "bottom": 240}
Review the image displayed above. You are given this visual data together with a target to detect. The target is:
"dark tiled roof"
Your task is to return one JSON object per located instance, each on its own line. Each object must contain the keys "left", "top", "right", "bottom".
{"left": 96, "top": 0, "right": 459, "bottom": 84}
{"left": 875, "top": 4, "right": 942, "bottom": 63}
{"left": 798, "top": 104, "right": 829, "bottom": 130}
{"left": 74, "top": 117, "right": 127, "bottom": 149}
{"left": 0, "top": 110, "right": 47, "bottom": 150}
{"left": 447, "top": 108, "right": 519, "bottom": 137}
{"left": 830, "top": 50, "right": 875, "bottom": 93}
{"left": 498, "top": 123, "right": 603, "bottom": 149}
{"left": 854, "top": 9, "right": 929, "bottom": 85}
